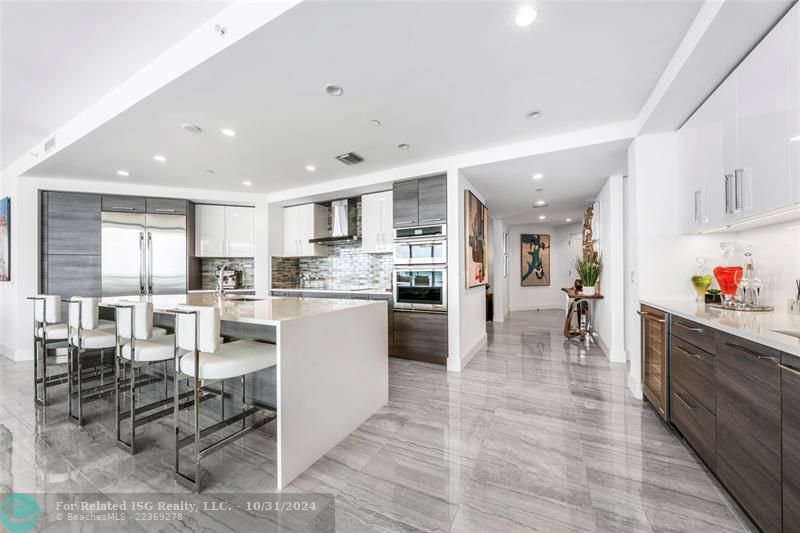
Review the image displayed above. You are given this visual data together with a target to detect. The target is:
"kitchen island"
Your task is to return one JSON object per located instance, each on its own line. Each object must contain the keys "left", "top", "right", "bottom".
{"left": 101, "top": 293, "right": 389, "bottom": 489}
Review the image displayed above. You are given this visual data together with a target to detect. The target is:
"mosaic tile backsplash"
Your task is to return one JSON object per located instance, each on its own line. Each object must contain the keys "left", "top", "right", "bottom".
{"left": 272, "top": 245, "right": 393, "bottom": 289}
{"left": 200, "top": 257, "right": 255, "bottom": 289}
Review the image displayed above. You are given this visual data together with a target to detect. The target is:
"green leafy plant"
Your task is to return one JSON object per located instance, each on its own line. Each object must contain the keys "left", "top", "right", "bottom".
{"left": 572, "top": 253, "right": 603, "bottom": 287}
{"left": 707, "top": 288, "right": 721, "bottom": 295}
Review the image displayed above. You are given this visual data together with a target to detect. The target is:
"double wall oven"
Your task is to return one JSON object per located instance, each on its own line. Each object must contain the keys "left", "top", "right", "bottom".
{"left": 393, "top": 224, "right": 447, "bottom": 311}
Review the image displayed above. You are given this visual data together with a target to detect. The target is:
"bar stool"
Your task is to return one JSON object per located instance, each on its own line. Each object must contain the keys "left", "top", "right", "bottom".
{"left": 112, "top": 300, "right": 176, "bottom": 454}
{"left": 28, "top": 295, "right": 68, "bottom": 406}
{"left": 68, "top": 297, "right": 117, "bottom": 426}
{"left": 172, "top": 305, "right": 277, "bottom": 492}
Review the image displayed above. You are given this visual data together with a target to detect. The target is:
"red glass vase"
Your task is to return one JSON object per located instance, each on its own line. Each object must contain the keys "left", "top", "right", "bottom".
{"left": 713, "top": 266, "right": 743, "bottom": 298}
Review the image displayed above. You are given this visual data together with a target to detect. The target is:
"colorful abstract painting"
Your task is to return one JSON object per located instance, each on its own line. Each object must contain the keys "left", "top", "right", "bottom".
{"left": 521, "top": 233, "right": 550, "bottom": 286}
{"left": 0, "top": 197, "right": 9, "bottom": 281}
{"left": 465, "top": 190, "right": 488, "bottom": 288}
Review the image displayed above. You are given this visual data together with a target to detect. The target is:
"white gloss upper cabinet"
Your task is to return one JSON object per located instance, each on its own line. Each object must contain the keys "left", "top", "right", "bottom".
{"left": 734, "top": 5, "right": 793, "bottom": 216}
{"left": 225, "top": 206, "right": 255, "bottom": 257}
{"left": 282, "top": 204, "right": 329, "bottom": 257}
{"left": 361, "top": 191, "right": 393, "bottom": 253}
{"left": 195, "top": 204, "right": 226, "bottom": 257}
{"left": 790, "top": 4, "right": 800, "bottom": 202}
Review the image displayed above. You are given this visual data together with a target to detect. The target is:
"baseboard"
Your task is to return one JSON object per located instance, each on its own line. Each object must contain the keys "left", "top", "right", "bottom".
{"left": 509, "top": 305, "right": 563, "bottom": 312}
{"left": 628, "top": 372, "right": 643, "bottom": 400}
{"left": 447, "top": 333, "right": 487, "bottom": 372}
{"left": 492, "top": 311, "right": 510, "bottom": 323}
{"left": 0, "top": 344, "right": 14, "bottom": 361}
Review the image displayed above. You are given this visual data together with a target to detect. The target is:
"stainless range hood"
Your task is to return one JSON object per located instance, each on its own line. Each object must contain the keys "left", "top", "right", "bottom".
{"left": 309, "top": 198, "right": 361, "bottom": 245}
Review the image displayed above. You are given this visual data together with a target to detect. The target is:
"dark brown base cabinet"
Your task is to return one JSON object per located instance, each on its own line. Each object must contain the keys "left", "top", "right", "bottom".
{"left": 782, "top": 359, "right": 800, "bottom": 533}
{"left": 391, "top": 310, "right": 447, "bottom": 365}
{"left": 640, "top": 305, "right": 668, "bottom": 419}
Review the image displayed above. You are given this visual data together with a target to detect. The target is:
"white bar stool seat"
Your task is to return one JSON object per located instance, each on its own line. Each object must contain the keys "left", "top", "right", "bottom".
{"left": 120, "top": 335, "right": 175, "bottom": 363}
{"left": 179, "top": 341, "right": 276, "bottom": 380}
{"left": 28, "top": 294, "right": 68, "bottom": 406}
{"left": 36, "top": 323, "right": 69, "bottom": 341}
{"left": 71, "top": 328, "right": 117, "bottom": 349}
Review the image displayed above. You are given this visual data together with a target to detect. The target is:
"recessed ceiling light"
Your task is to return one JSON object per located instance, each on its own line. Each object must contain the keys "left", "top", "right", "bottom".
{"left": 536, "top": 200, "right": 546, "bottom": 206}
{"left": 532, "top": 173, "right": 543, "bottom": 180}
{"left": 182, "top": 123, "right": 202, "bottom": 133}
{"left": 221, "top": 128, "right": 237, "bottom": 137}
{"left": 325, "top": 84, "right": 343, "bottom": 96}
{"left": 526, "top": 110, "right": 542, "bottom": 120}
{"left": 535, "top": 187, "right": 544, "bottom": 192}
{"left": 242, "top": 180, "right": 253, "bottom": 186}
{"left": 791, "top": 135, "right": 800, "bottom": 142}
{"left": 369, "top": 119, "right": 382, "bottom": 127}
{"left": 204, "top": 169, "right": 215, "bottom": 174}
{"left": 116, "top": 169, "right": 130, "bottom": 177}
{"left": 305, "top": 165, "right": 316, "bottom": 172}
{"left": 153, "top": 155, "right": 167, "bottom": 163}
{"left": 515, "top": 6, "right": 538, "bottom": 27}
{"left": 538, "top": 215, "right": 547, "bottom": 220}
{"left": 398, "top": 143, "right": 410, "bottom": 150}
{"left": 566, "top": 218, "right": 573, "bottom": 223}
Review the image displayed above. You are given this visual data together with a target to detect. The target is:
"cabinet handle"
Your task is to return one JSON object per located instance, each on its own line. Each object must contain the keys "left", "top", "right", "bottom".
{"left": 674, "top": 344, "right": 703, "bottom": 360}
{"left": 726, "top": 342, "right": 778, "bottom": 362}
{"left": 112, "top": 206, "right": 136, "bottom": 211}
{"left": 724, "top": 174, "right": 733, "bottom": 214}
{"left": 155, "top": 208, "right": 176, "bottom": 213}
{"left": 674, "top": 390, "right": 697, "bottom": 411}
{"left": 674, "top": 322, "right": 703, "bottom": 334}
{"left": 637, "top": 310, "right": 665, "bottom": 323}
{"left": 734, "top": 168, "right": 744, "bottom": 211}
{"left": 395, "top": 220, "right": 414, "bottom": 225}
{"left": 779, "top": 364, "right": 800, "bottom": 377}
{"left": 422, "top": 218, "right": 442, "bottom": 223}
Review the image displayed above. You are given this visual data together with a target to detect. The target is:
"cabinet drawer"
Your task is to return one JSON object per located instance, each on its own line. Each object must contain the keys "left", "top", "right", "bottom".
{"left": 392, "top": 310, "right": 447, "bottom": 363}
{"left": 670, "top": 336, "right": 715, "bottom": 413}
{"left": 671, "top": 315, "right": 715, "bottom": 353}
{"left": 671, "top": 380, "right": 716, "bottom": 471}
{"left": 102, "top": 194, "right": 145, "bottom": 212}
{"left": 146, "top": 197, "right": 187, "bottom": 215}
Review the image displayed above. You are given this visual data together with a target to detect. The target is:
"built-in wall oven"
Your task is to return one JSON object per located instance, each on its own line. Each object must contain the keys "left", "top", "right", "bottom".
{"left": 393, "top": 267, "right": 447, "bottom": 311}
{"left": 393, "top": 224, "right": 447, "bottom": 266}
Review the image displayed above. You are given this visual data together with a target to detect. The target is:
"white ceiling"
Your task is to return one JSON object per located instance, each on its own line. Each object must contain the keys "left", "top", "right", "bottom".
{"left": 22, "top": 0, "right": 701, "bottom": 191}
{"left": 462, "top": 139, "right": 630, "bottom": 226}
{"left": 0, "top": 0, "right": 231, "bottom": 168}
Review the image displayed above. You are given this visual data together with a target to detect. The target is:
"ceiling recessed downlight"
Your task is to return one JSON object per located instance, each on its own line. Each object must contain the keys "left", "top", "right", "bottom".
{"left": 566, "top": 218, "right": 573, "bottom": 223}
{"left": 369, "top": 119, "right": 382, "bottom": 127}
{"left": 305, "top": 165, "right": 316, "bottom": 172}
{"left": 153, "top": 155, "right": 167, "bottom": 162}
{"left": 221, "top": 128, "right": 237, "bottom": 137}
{"left": 325, "top": 84, "right": 343, "bottom": 96}
{"left": 532, "top": 173, "right": 543, "bottom": 180}
{"left": 526, "top": 110, "right": 542, "bottom": 120}
{"left": 398, "top": 143, "right": 410, "bottom": 150}
{"left": 791, "top": 135, "right": 800, "bottom": 142}
{"left": 242, "top": 181, "right": 253, "bottom": 186}
{"left": 538, "top": 215, "right": 547, "bottom": 220}
{"left": 515, "top": 6, "right": 538, "bottom": 27}
{"left": 536, "top": 200, "right": 546, "bottom": 206}
{"left": 182, "top": 123, "right": 202, "bottom": 133}
{"left": 116, "top": 169, "right": 130, "bottom": 177}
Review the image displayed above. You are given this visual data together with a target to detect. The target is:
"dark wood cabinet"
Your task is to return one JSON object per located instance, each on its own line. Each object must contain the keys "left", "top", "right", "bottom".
{"left": 640, "top": 305, "right": 668, "bottom": 418}
{"left": 671, "top": 315, "right": 715, "bottom": 354}
{"left": 392, "top": 180, "right": 419, "bottom": 227}
{"left": 417, "top": 175, "right": 447, "bottom": 224}
{"left": 392, "top": 310, "right": 447, "bottom": 364}
{"left": 670, "top": 336, "right": 715, "bottom": 413}
{"left": 670, "top": 380, "right": 716, "bottom": 471}
{"left": 44, "top": 191, "right": 102, "bottom": 255}
{"left": 716, "top": 334, "right": 781, "bottom": 533}
{"left": 101, "top": 194, "right": 146, "bottom": 213}
{"left": 146, "top": 197, "right": 188, "bottom": 215}
{"left": 782, "top": 358, "right": 800, "bottom": 533}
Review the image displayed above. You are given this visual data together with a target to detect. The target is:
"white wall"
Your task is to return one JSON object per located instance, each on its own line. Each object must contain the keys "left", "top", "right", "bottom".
{"left": 490, "top": 217, "right": 510, "bottom": 321}
{"left": 0, "top": 176, "right": 266, "bottom": 361}
{"left": 507, "top": 222, "right": 581, "bottom": 312}
{"left": 591, "top": 175, "right": 626, "bottom": 362}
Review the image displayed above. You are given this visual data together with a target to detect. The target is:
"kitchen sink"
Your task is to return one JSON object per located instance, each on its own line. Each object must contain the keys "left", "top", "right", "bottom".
{"left": 226, "top": 296, "right": 264, "bottom": 302}
{"left": 772, "top": 330, "right": 800, "bottom": 340}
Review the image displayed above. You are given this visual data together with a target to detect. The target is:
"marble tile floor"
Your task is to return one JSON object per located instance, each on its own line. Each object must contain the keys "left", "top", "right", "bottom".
{"left": 0, "top": 310, "right": 757, "bottom": 532}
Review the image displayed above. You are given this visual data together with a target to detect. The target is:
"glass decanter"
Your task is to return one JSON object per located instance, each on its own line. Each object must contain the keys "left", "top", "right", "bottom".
{"left": 691, "top": 257, "right": 712, "bottom": 302}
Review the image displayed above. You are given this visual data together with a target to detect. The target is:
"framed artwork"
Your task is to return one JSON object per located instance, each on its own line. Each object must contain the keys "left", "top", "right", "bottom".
{"left": 465, "top": 190, "right": 488, "bottom": 288}
{"left": 521, "top": 233, "right": 550, "bottom": 286}
{"left": 0, "top": 197, "right": 9, "bottom": 282}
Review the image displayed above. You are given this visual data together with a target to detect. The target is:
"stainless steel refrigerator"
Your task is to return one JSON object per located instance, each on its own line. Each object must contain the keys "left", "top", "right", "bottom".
{"left": 102, "top": 212, "right": 187, "bottom": 296}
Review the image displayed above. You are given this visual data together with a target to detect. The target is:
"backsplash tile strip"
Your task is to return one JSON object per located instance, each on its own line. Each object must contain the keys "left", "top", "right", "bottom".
{"left": 200, "top": 257, "right": 255, "bottom": 289}
{"left": 272, "top": 245, "right": 392, "bottom": 289}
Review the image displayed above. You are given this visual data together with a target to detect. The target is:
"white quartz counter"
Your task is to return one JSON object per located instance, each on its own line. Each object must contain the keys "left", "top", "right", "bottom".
{"left": 642, "top": 300, "right": 800, "bottom": 357}
{"left": 101, "top": 294, "right": 384, "bottom": 327}
{"left": 272, "top": 287, "right": 392, "bottom": 296}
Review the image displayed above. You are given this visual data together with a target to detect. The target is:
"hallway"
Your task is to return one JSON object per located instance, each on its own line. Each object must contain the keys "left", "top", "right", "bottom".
{"left": 0, "top": 310, "right": 754, "bottom": 531}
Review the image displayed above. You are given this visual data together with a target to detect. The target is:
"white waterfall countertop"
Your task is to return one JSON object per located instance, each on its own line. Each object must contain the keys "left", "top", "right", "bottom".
{"left": 101, "top": 293, "right": 385, "bottom": 327}
{"left": 641, "top": 300, "right": 800, "bottom": 357}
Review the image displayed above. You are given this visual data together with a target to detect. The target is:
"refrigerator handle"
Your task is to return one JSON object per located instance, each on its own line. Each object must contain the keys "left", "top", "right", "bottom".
{"left": 147, "top": 232, "right": 153, "bottom": 294}
{"left": 139, "top": 232, "right": 145, "bottom": 294}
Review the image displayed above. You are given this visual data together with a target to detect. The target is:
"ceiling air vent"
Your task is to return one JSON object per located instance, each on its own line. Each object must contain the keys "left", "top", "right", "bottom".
{"left": 335, "top": 152, "right": 364, "bottom": 166}
{"left": 44, "top": 136, "right": 56, "bottom": 153}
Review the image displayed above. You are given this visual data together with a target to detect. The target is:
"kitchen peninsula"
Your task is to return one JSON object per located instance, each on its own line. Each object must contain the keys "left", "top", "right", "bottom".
{"left": 101, "top": 293, "right": 389, "bottom": 489}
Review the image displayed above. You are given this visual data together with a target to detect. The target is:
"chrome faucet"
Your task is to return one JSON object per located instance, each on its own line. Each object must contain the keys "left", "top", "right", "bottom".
{"left": 217, "top": 260, "right": 243, "bottom": 298}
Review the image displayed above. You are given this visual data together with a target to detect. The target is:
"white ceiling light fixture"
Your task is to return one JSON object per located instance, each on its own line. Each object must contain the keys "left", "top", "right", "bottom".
{"left": 398, "top": 143, "right": 410, "bottom": 150}
{"left": 566, "top": 218, "right": 573, "bottom": 222}
{"left": 536, "top": 200, "right": 546, "bottom": 206}
{"left": 526, "top": 110, "right": 542, "bottom": 120}
{"left": 242, "top": 180, "right": 253, "bottom": 186}
{"left": 515, "top": 6, "right": 538, "bottom": 27}
{"left": 204, "top": 169, "right": 215, "bottom": 174}
{"left": 181, "top": 123, "right": 202, "bottom": 134}
{"left": 532, "top": 173, "right": 543, "bottom": 180}
{"left": 221, "top": 128, "right": 237, "bottom": 137}
{"left": 305, "top": 165, "right": 316, "bottom": 172}
{"left": 369, "top": 119, "right": 382, "bottom": 127}
{"left": 791, "top": 135, "right": 800, "bottom": 142}
{"left": 153, "top": 154, "right": 167, "bottom": 162}
{"left": 116, "top": 169, "right": 130, "bottom": 177}
{"left": 538, "top": 215, "right": 547, "bottom": 220}
{"left": 325, "top": 84, "right": 343, "bottom": 96}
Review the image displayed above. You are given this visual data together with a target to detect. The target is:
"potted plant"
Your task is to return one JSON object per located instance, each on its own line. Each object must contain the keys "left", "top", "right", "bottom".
{"left": 572, "top": 253, "right": 603, "bottom": 296}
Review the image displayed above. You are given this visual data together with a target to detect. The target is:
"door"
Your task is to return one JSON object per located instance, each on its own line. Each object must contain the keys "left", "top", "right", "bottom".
{"left": 417, "top": 175, "right": 446, "bottom": 225}
{"left": 102, "top": 211, "right": 146, "bottom": 296}
{"left": 225, "top": 206, "right": 255, "bottom": 257}
{"left": 146, "top": 214, "right": 186, "bottom": 295}
{"left": 393, "top": 180, "right": 419, "bottom": 227}
{"left": 640, "top": 305, "right": 667, "bottom": 418}
{"left": 195, "top": 204, "right": 225, "bottom": 257}
{"left": 783, "top": 360, "right": 800, "bottom": 533}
